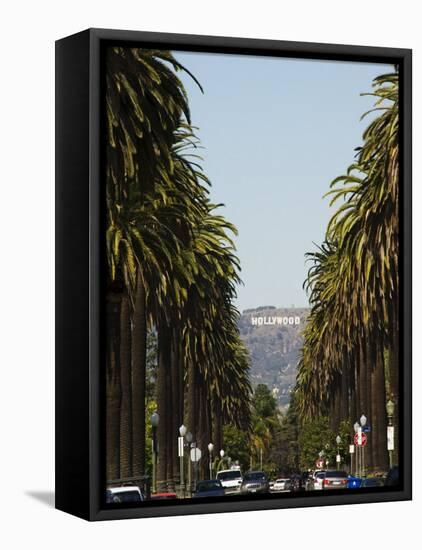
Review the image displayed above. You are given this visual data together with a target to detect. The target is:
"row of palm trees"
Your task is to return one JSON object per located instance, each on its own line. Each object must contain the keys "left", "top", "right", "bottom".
{"left": 105, "top": 47, "right": 251, "bottom": 490}
{"left": 295, "top": 71, "right": 399, "bottom": 473}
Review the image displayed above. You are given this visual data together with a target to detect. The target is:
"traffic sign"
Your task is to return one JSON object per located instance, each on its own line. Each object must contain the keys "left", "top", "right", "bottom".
{"left": 353, "top": 432, "right": 367, "bottom": 447}
{"left": 315, "top": 458, "right": 325, "bottom": 469}
{"left": 190, "top": 447, "right": 202, "bottom": 462}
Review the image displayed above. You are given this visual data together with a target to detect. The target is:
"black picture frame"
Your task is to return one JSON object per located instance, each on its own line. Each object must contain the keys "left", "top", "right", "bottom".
{"left": 55, "top": 28, "right": 412, "bottom": 521}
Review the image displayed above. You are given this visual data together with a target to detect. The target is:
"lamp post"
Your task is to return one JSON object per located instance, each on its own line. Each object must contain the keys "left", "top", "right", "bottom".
{"left": 178, "top": 424, "right": 187, "bottom": 497}
{"left": 208, "top": 443, "right": 214, "bottom": 479}
{"left": 360, "top": 415, "right": 367, "bottom": 478}
{"left": 336, "top": 435, "right": 341, "bottom": 467}
{"left": 354, "top": 422, "right": 360, "bottom": 477}
{"left": 150, "top": 412, "right": 160, "bottom": 493}
{"left": 186, "top": 431, "right": 193, "bottom": 495}
{"left": 386, "top": 399, "right": 395, "bottom": 468}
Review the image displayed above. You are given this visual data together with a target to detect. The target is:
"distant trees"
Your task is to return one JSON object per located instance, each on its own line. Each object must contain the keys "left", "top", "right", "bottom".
{"left": 295, "top": 71, "right": 399, "bottom": 474}
{"left": 105, "top": 48, "right": 251, "bottom": 488}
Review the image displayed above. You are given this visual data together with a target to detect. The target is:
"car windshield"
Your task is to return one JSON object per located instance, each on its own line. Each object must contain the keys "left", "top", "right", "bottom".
{"left": 244, "top": 472, "right": 267, "bottom": 481}
{"left": 316, "top": 472, "right": 325, "bottom": 478}
{"left": 197, "top": 481, "right": 222, "bottom": 492}
{"left": 325, "top": 471, "right": 347, "bottom": 478}
{"left": 217, "top": 471, "right": 241, "bottom": 480}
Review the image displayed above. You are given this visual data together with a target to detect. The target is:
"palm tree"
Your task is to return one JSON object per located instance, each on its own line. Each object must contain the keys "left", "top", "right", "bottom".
{"left": 105, "top": 48, "right": 201, "bottom": 481}
{"left": 295, "top": 71, "right": 399, "bottom": 473}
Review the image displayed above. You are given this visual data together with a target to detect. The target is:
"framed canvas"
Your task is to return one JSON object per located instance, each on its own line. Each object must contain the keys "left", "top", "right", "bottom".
{"left": 55, "top": 28, "right": 412, "bottom": 521}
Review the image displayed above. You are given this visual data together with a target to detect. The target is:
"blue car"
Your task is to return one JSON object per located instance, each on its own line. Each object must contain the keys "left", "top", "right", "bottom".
{"left": 348, "top": 476, "right": 362, "bottom": 489}
{"left": 194, "top": 480, "right": 225, "bottom": 498}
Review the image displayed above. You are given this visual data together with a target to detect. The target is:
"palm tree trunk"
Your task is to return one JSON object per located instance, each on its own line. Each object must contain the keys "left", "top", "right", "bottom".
{"left": 170, "top": 329, "right": 181, "bottom": 487}
{"left": 372, "top": 345, "right": 388, "bottom": 471}
{"left": 389, "top": 331, "right": 399, "bottom": 465}
{"left": 212, "top": 394, "right": 223, "bottom": 453}
{"left": 106, "top": 292, "right": 122, "bottom": 481}
{"left": 119, "top": 292, "right": 132, "bottom": 478}
{"left": 187, "top": 358, "right": 197, "bottom": 437}
{"left": 132, "top": 274, "right": 147, "bottom": 478}
{"left": 157, "top": 322, "right": 172, "bottom": 491}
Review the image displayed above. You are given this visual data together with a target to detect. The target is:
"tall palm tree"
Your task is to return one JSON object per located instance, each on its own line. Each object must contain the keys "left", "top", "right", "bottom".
{"left": 295, "top": 71, "right": 399, "bottom": 473}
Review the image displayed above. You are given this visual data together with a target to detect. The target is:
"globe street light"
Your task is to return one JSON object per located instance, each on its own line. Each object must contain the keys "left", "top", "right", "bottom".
{"left": 178, "top": 424, "right": 187, "bottom": 497}
{"left": 150, "top": 412, "right": 160, "bottom": 493}
{"left": 336, "top": 435, "right": 341, "bottom": 467}
{"left": 386, "top": 399, "right": 395, "bottom": 468}
{"left": 208, "top": 443, "right": 214, "bottom": 479}
{"left": 360, "top": 414, "right": 367, "bottom": 477}
{"left": 353, "top": 421, "right": 360, "bottom": 477}
{"left": 220, "top": 449, "right": 225, "bottom": 458}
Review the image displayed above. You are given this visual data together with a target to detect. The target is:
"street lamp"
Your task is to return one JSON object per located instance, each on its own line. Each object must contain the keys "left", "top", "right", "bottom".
{"left": 208, "top": 443, "right": 214, "bottom": 479}
{"left": 220, "top": 449, "right": 225, "bottom": 458}
{"left": 150, "top": 412, "right": 160, "bottom": 493}
{"left": 353, "top": 421, "right": 361, "bottom": 477}
{"left": 336, "top": 435, "right": 341, "bottom": 467}
{"left": 178, "top": 425, "right": 187, "bottom": 497}
{"left": 360, "top": 414, "right": 367, "bottom": 478}
{"left": 386, "top": 399, "right": 395, "bottom": 468}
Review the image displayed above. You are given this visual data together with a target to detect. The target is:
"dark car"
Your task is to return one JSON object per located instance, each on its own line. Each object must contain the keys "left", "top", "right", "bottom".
{"left": 322, "top": 470, "right": 348, "bottom": 489}
{"left": 290, "top": 474, "right": 304, "bottom": 492}
{"left": 361, "top": 477, "right": 385, "bottom": 488}
{"left": 241, "top": 471, "right": 270, "bottom": 494}
{"left": 385, "top": 466, "right": 399, "bottom": 487}
{"left": 193, "top": 480, "right": 225, "bottom": 498}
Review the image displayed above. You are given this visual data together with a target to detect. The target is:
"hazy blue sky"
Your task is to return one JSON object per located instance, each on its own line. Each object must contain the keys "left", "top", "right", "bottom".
{"left": 175, "top": 52, "right": 391, "bottom": 311}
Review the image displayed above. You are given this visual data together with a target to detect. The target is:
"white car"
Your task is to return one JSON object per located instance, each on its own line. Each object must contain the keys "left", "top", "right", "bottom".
{"left": 272, "top": 478, "right": 291, "bottom": 492}
{"left": 106, "top": 485, "right": 143, "bottom": 503}
{"left": 311, "top": 471, "right": 326, "bottom": 490}
{"left": 216, "top": 469, "right": 243, "bottom": 494}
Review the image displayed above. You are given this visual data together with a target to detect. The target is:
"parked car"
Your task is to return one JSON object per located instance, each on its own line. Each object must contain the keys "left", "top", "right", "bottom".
{"left": 272, "top": 478, "right": 291, "bottom": 492}
{"left": 241, "top": 471, "right": 270, "bottom": 494}
{"left": 193, "top": 480, "right": 225, "bottom": 498}
{"left": 106, "top": 485, "right": 143, "bottom": 504}
{"left": 385, "top": 466, "right": 399, "bottom": 487}
{"left": 348, "top": 475, "right": 362, "bottom": 489}
{"left": 322, "top": 470, "right": 348, "bottom": 489}
{"left": 309, "top": 470, "right": 326, "bottom": 490}
{"left": 361, "top": 477, "right": 385, "bottom": 488}
{"left": 216, "top": 469, "right": 243, "bottom": 494}
{"left": 290, "top": 474, "right": 304, "bottom": 492}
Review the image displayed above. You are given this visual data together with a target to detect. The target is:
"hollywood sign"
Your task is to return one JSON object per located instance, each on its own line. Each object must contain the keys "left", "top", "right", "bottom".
{"left": 251, "top": 316, "right": 301, "bottom": 326}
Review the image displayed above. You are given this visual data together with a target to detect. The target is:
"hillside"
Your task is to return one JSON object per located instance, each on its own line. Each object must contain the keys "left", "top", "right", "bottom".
{"left": 238, "top": 306, "right": 309, "bottom": 409}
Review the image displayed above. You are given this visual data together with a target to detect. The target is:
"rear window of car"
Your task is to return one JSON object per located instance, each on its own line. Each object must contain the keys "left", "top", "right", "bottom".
{"left": 244, "top": 472, "right": 267, "bottom": 481}
{"left": 197, "top": 481, "right": 222, "bottom": 491}
{"left": 325, "top": 471, "right": 347, "bottom": 478}
{"left": 217, "top": 470, "right": 242, "bottom": 480}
